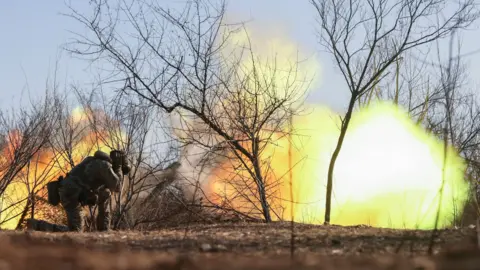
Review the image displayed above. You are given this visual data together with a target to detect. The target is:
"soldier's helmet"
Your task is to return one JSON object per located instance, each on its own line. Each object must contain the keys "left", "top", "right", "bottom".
{"left": 94, "top": 150, "right": 112, "bottom": 163}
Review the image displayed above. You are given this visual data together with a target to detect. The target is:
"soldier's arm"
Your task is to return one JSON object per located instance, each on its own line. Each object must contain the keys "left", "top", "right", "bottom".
{"left": 101, "top": 162, "right": 121, "bottom": 192}
{"left": 85, "top": 160, "right": 121, "bottom": 192}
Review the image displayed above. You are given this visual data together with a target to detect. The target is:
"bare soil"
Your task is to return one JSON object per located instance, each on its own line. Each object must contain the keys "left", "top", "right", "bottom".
{"left": 1, "top": 222, "right": 479, "bottom": 269}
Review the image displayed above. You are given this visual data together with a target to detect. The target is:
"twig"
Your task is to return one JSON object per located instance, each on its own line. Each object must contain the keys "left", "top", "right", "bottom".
{"left": 476, "top": 217, "right": 480, "bottom": 249}
{"left": 288, "top": 109, "right": 295, "bottom": 259}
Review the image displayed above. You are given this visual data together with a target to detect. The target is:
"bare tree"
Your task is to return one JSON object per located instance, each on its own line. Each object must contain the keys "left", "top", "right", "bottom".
{"left": 15, "top": 148, "right": 66, "bottom": 229}
{"left": 379, "top": 29, "right": 480, "bottom": 229}
{"left": 47, "top": 92, "right": 96, "bottom": 172}
{"left": 310, "top": 0, "right": 479, "bottom": 224}
{"left": 0, "top": 91, "right": 59, "bottom": 228}
{"left": 65, "top": 0, "right": 311, "bottom": 222}
{"left": 6, "top": 83, "right": 183, "bottom": 231}
{"left": 428, "top": 33, "right": 480, "bottom": 228}
{"left": 74, "top": 86, "right": 176, "bottom": 230}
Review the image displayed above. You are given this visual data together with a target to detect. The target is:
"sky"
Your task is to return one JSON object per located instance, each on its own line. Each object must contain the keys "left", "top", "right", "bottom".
{"left": 1, "top": 0, "right": 480, "bottom": 113}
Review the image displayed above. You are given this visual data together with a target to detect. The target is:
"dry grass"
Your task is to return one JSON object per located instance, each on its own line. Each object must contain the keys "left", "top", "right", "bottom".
{"left": 0, "top": 222, "right": 479, "bottom": 269}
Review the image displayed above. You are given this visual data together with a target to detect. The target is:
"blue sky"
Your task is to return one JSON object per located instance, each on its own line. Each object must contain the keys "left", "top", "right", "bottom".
{"left": 1, "top": 0, "right": 480, "bottom": 112}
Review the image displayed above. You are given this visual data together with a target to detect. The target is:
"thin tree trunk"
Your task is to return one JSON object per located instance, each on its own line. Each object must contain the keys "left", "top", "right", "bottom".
{"left": 114, "top": 173, "right": 124, "bottom": 229}
{"left": 253, "top": 158, "right": 272, "bottom": 222}
{"left": 288, "top": 110, "right": 295, "bottom": 258}
{"left": 324, "top": 96, "right": 356, "bottom": 225}
{"left": 15, "top": 199, "right": 32, "bottom": 230}
{"left": 30, "top": 193, "right": 35, "bottom": 219}
{"left": 251, "top": 134, "right": 272, "bottom": 223}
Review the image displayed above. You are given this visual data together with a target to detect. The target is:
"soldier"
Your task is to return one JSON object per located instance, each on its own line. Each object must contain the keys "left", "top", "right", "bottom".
{"left": 27, "top": 149, "right": 131, "bottom": 232}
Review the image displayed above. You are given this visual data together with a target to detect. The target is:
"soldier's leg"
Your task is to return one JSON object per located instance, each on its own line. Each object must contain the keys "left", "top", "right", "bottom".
{"left": 59, "top": 178, "right": 84, "bottom": 232}
{"left": 96, "top": 188, "right": 111, "bottom": 231}
{"left": 26, "top": 218, "right": 69, "bottom": 232}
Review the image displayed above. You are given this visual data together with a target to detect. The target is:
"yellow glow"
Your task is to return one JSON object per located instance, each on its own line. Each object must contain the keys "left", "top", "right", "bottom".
{"left": 71, "top": 107, "right": 85, "bottom": 123}
{"left": 221, "top": 26, "right": 320, "bottom": 107}
{"left": 207, "top": 101, "right": 469, "bottom": 229}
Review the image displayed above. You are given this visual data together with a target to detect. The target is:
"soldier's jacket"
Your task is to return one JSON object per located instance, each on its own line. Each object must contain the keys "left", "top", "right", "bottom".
{"left": 68, "top": 156, "right": 121, "bottom": 193}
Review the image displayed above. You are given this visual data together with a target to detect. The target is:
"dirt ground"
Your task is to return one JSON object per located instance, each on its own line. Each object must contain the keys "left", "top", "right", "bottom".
{"left": 1, "top": 222, "right": 479, "bottom": 270}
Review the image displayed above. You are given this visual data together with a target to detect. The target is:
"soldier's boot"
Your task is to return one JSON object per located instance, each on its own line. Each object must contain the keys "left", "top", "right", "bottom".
{"left": 26, "top": 218, "right": 40, "bottom": 231}
{"left": 26, "top": 218, "right": 69, "bottom": 232}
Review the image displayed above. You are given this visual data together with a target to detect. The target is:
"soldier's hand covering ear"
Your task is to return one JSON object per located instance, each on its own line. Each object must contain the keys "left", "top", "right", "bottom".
{"left": 110, "top": 150, "right": 131, "bottom": 175}
{"left": 110, "top": 150, "right": 124, "bottom": 161}
{"left": 110, "top": 150, "right": 124, "bottom": 171}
